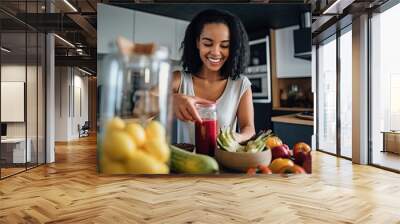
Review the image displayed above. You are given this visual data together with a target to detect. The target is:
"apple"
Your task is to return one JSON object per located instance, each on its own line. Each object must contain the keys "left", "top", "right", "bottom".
{"left": 293, "top": 142, "right": 311, "bottom": 156}
{"left": 271, "top": 144, "right": 291, "bottom": 160}
{"left": 269, "top": 158, "right": 294, "bottom": 174}
{"left": 247, "top": 168, "right": 257, "bottom": 175}
{"left": 294, "top": 152, "right": 306, "bottom": 166}
{"left": 279, "top": 165, "right": 305, "bottom": 174}
{"left": 302, "top": 153, "right": 312, "bottom": 174}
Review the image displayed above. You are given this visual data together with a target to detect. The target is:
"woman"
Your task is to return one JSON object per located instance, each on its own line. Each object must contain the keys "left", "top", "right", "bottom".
{"left": 172, "top": 9, "right": 255, "bottom": 144}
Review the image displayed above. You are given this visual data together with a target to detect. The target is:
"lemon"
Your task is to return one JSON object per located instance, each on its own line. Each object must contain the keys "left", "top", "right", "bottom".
{"left": 125, "top": 123, "right": 146, "bottom": 147}
{"left": 101, "top": 155, "right": 126, "bottom": 174}
{"left": 106, "top": 117, "right": 125, "bottom": 133}
{"left": 143, "top": 139, "right": 170, "bottom": 163}
{"left": 145, "top": 121, "right": 166, "bottom": 142}
{"left": 125, "top": 150, "right": 169, "bottom": 174}
{"left": 104, "top": 130, "right": 136, "bottom": 161}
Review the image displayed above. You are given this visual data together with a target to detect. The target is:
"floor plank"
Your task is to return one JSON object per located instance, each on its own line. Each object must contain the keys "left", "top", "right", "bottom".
{"left": 0, "top": 135, "right": 400, "bottom": 223}
{"left": 372, "top": 151, "right": 400, "bottom": 171}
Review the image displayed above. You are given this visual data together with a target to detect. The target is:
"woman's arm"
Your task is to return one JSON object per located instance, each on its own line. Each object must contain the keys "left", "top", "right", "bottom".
{"left": 234, "top": 88, "right": 256, "bottom": 143}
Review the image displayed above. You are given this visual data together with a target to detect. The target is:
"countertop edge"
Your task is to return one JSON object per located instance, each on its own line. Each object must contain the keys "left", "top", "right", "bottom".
{"left": 271, "top": 114, "right": 314, "bottom": 126}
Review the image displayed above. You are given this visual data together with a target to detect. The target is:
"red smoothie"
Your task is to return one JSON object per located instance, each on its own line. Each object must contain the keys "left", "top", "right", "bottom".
{"left": 195, "top": 119, "right": 217, "bottom": 156}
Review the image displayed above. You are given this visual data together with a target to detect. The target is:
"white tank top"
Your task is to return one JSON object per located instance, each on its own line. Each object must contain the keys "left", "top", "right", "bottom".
{"left": 176, "top": 71, "right": 252, "bottom": 144}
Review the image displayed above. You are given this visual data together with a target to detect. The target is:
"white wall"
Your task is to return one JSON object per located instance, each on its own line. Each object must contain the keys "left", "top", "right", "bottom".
{"left": 1, "top": 65, "right": 34, "bottom": 138}
{"left": 275, "top": 25, "right": 311, "bottom": 78}
{"left": 55, "top": 67, "right": 69, "bottom": 141}
{"left": 54, "top": 67, "right": 89, "bottom": 141}
{"left": 1, "top": 64, "right": 46, "bottom": 164}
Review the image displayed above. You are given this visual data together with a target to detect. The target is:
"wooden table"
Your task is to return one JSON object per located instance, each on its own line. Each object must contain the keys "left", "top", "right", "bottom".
{"left": 381, "top": 131, "right": 400, "bottom": 154}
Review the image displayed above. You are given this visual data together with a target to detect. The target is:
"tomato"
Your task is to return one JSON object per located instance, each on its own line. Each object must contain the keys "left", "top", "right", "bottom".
{"left": 247, "top": 168, "right": 257, "bottom": 175}
{"left": 258, "top": 164, "right": 272, "bottom": 174}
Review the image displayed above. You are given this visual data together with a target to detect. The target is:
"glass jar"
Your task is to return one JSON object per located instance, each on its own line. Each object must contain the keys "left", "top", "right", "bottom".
{"left": 98, "top": 43, "right": 173, "bottom": 174}
{"left": 195, "top": 103, "right": 217, "bottom": 156}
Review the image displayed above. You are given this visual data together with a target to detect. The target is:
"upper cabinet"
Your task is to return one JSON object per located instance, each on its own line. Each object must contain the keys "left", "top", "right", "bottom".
{"left": 134, "top": 11, "right": 188, "bottom": 61}
{"left": 274, "top": 25, "right": 311, "bottom": 78}
{"left": 97, "top": 4, "right": 189, "bottom": 61}
{"left": 98, "top": 4, "right": 135, "bottom": 54}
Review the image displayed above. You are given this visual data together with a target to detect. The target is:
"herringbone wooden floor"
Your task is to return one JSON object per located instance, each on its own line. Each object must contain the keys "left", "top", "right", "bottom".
{"left": 1, "top": 135, "right": 400, "bottom": 224}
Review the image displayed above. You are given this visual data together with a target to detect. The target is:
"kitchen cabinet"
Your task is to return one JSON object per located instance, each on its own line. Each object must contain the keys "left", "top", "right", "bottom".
{"left": 274, "top": 25, "right": 311, "bottom": 78}
{"left": 97, "top": 4, "right": 189, "bottom": 60}
{"left": 134, "top": 11, "right": 188, "bottom": 61}
{"left": 271, "top": 114, "right": 313, "bottom": 148}
{"left": 137, "top": 13, "right": 188, "bottom": 60}
{"left": 98, "top": 4, "right": 135, "bottom": 54}
{"left": 253, "top": 101, "right": 272, "bottom": 133}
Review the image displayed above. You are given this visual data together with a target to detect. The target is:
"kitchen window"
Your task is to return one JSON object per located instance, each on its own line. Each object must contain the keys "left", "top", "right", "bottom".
{"left": 316, "top": 22, "right": 353, "bottom": 159}
{"left": 339, "top": 26, "right": 352, "bottom": 159}
{"left": 370, "top": 1, "right": 400, "bottom": 171}
{"left": 317, "top": 35, "right": 337, "bottom": 155}
{"left": 0, "top": 1, "right": 47, "bottom": 179}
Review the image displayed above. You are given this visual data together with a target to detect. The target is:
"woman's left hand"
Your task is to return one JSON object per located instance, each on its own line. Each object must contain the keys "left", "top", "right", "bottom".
{"left": 232, "top": 132, "right": 247, "bottom": 143}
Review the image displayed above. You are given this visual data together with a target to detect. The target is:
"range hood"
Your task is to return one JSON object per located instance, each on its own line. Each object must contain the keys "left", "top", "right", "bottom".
{"left": 293, "top": 12, "right": 311, "bottom": 60}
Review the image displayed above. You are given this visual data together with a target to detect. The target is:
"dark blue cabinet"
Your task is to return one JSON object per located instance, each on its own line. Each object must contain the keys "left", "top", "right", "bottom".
{"left": 272, "top": 122, "right": 313, "bottom": 149}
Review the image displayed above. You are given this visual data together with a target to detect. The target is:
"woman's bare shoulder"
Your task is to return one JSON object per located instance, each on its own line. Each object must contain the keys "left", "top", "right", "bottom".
{"left": 172, "top": 70, "right": 182, "bottom": 93}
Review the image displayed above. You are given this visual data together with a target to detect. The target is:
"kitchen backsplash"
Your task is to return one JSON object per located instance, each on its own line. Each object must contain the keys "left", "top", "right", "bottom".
{"left": 278, "top": 78, "right": 313, "bottom": 108}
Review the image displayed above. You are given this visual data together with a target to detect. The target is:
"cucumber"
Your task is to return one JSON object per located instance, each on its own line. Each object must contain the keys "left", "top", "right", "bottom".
{"left": 170, "top": 145, "right": 219, "bottom": 174}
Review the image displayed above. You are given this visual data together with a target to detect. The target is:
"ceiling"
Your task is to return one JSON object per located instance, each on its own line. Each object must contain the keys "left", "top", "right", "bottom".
{"left": 0, "top": 0, "right": 99, "bottom": 74}
{"left": 0, "top": 1, "right": 310, "bottom": 75}
{"left": 110, "top": 3, "right": 310, "bottom": 34}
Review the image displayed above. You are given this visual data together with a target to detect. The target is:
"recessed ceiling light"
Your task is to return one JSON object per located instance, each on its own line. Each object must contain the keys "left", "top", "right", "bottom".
{"left": 322, "top": 0, "right": 354, "bottom": 15}
{"left": 54, "top": 34, "right": 75, "bottom": 48}
{"left": 1, "top": 47, "right": 11, "bottom": 53}
{"left": 63, "top": 0, "right": 78, "bottom": 12}
{"left": 78, "top": 67, "right": 92, "bottom": 76}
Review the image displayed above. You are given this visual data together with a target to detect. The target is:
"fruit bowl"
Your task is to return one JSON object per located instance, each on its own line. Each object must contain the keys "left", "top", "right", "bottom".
{"left": 215, "top": 147, "right": 272, "bottom": 172}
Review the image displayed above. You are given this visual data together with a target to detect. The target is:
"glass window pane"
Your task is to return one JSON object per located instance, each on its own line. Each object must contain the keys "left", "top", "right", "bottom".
{"left": 371, "top": 3, "right": 400, "bottom": 171}
{"left": 1, "top": 30, "right": 27, "bottom": 177}
{"left": 38, "top": 32, "right": 46, "bottom": 165}
{"left": 340, "top": 28, "right": 352, "bottom": 158}
{"left": 27, "top": 31, "right": 38, "bottom": 169}
{"left": 318, "top": 36, "right": 337, "bottom": 154}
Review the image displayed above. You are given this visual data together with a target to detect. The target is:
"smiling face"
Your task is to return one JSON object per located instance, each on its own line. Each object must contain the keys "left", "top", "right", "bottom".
{"left": 196, "top": 23, "right": 230, "bottom": 74}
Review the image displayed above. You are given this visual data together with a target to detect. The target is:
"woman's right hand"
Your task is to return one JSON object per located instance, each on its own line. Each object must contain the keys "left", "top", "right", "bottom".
{"left": 173, "top": 94, "right": 214, "bottom": 123}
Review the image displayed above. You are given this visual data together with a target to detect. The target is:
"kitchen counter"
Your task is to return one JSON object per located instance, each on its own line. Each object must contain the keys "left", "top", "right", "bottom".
{"left": 271, "top": 114, "right": 313, "bottom": 148}
{"left": 271, "top": 114, "right": 313, "bottom": 126}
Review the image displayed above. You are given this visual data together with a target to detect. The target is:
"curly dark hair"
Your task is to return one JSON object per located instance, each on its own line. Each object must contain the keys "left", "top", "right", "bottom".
{"left": 181, "top": 9, "right": 249, "bottom": 80}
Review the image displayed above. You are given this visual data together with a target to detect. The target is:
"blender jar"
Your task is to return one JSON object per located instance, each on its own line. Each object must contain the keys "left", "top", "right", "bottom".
{"left": 195, "top": 103, "right": 218, "bottom": 157}
{"left": 98, "top": 41, "right": 173, "bottom": 174}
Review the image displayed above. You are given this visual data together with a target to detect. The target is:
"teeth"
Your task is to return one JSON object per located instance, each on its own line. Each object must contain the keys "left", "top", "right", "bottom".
{"left": 208, "top": 57, "right": 221, "bottom": 63}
